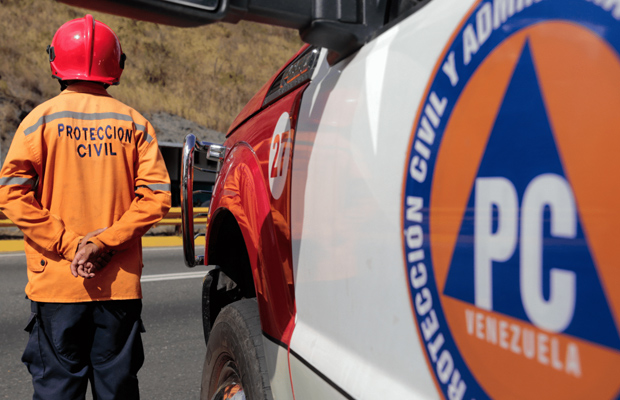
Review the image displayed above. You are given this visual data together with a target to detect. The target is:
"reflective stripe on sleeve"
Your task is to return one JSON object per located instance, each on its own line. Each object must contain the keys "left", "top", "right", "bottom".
{"left": 0, "top": 176, "right": 36, "bottom": 188}
{"left": 133, "top": 123, "right": 153, "bottom": 143}
{"left": 136, "top": 184, "right": 171, "bottom": 192}
{"left": 146, "top": 183, "right": 171, "bottom": 192}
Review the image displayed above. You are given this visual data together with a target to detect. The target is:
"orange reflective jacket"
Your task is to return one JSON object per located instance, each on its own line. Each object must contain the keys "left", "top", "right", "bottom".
{"left": 0, "top": 82, "right": 171, "bottom": 302}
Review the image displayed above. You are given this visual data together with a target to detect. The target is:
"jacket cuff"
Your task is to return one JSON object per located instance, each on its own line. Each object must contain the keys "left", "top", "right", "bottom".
{"left": 60, "top": 230, "right": 83, "bottom": 261}
{"left": 88, "top": 237, "right": 106, "bottom": 252}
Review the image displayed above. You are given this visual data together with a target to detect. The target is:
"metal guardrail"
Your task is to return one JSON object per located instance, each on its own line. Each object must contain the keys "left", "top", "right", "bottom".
{"left": 0, "top": 207, "right": 208, "bottom": 229}
{"left": 0, "top": 211, "right": 13, "bottom": 227}
{"left": 155, "top": 207, "right": 209, "bottom": 227}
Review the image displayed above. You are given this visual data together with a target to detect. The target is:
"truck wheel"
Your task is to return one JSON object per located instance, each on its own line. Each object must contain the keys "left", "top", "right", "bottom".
{"left": 201, "top": 298, "right": 272, "bottom": 400}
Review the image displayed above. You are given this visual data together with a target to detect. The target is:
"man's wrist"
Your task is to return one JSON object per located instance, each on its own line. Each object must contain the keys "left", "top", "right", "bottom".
{"left": 64, "top": 231, "right": 83, "bottom": 261}
{"left": 88, "top": 237, "right": 106, "bottom": 252}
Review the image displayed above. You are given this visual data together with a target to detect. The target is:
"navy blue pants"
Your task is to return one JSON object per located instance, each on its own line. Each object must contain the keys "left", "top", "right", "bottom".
{"left": 22, "top": 300, "right": 145, "bottom": 400}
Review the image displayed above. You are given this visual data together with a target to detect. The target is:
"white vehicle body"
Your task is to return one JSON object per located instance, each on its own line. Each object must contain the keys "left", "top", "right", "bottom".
{"left": 285, "top": 1, "right": 620, "bottom": 398}
{"left": 288, "top": 2, "right": 474, "bottom": 397}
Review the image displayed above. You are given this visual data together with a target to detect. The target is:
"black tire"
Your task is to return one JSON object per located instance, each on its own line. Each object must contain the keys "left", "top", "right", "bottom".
{"left": 200, "top": 298, "right": 273, "bottom": 400}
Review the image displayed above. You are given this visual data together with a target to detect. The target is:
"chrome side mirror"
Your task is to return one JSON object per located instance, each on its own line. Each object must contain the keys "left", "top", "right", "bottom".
{"left": 181, "top": 134, "right": 226, "bottom": 268}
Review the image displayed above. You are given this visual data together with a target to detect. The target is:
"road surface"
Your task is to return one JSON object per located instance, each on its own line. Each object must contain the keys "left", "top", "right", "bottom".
{"left": 0, "top": 246, "right": 209, "bottom": 399}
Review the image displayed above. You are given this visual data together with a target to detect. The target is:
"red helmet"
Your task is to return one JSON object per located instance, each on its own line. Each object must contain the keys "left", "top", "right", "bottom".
{"left": 48, "top": 14, "right": 126, "bottom": 85}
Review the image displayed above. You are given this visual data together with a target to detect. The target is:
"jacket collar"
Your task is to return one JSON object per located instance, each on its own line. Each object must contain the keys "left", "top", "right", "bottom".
{"left": 62, "top": 81, "right": 112, "bottom": 97}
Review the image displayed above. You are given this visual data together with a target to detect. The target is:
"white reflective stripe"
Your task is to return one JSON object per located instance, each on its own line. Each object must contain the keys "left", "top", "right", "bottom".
{"left": 23, "top": 111, "right": 135, "bottom": 135}
{"left": 133, "top": 123, "right": 152, "bottom": 142}
{"left": 145, "top": 183, "right": 171, "bottom": 192}
{"left": 0, "top": 176, "right": 35, "bottom": 187}
{"left": 23, "top": 111, "right": 153, "bottom": 145}
{"left": 141, "top": 271, "right": 205, "bottom": 282}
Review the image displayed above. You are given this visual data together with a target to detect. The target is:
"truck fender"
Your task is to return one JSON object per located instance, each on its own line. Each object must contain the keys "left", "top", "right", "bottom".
{"left": 206, "top": 142, "right": 295, "bottom": 340}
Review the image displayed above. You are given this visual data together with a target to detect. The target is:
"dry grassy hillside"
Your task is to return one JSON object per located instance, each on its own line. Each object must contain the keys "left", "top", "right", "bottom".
{"left": 0, "top": 0, "right": 302, "bottom": 161}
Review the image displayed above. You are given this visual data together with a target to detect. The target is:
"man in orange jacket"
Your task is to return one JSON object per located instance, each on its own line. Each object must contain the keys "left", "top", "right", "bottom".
{"left": 0, "top": 15, "right": 171, "bottom": 399}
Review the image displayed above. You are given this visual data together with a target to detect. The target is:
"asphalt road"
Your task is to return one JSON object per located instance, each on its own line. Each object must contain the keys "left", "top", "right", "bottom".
{"left": 0, "top": 246, "right": 209, "bottom": 399}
